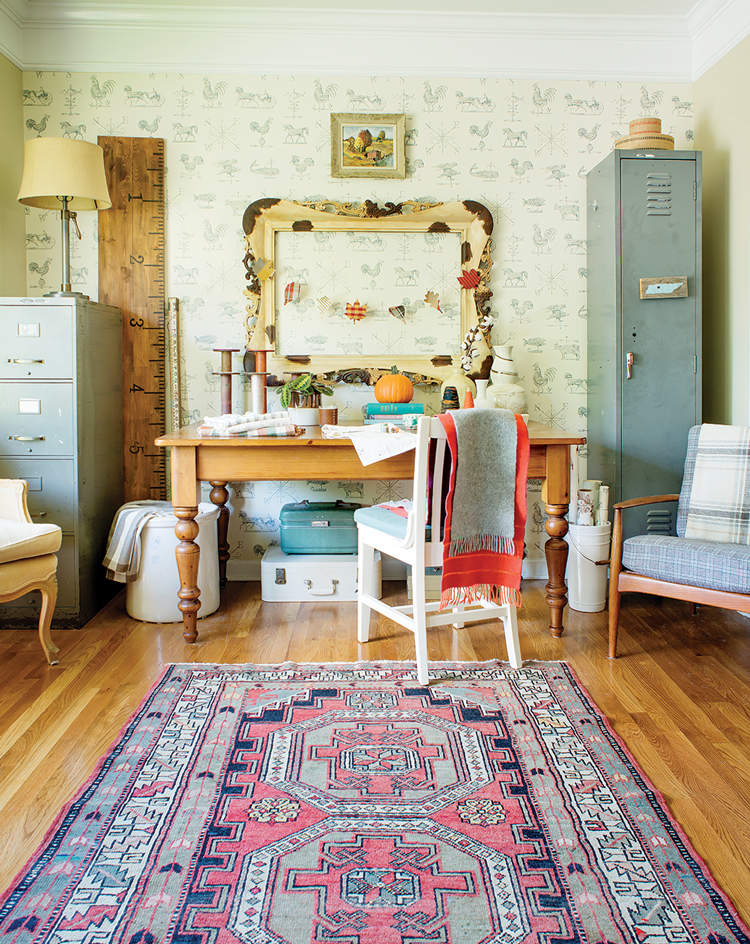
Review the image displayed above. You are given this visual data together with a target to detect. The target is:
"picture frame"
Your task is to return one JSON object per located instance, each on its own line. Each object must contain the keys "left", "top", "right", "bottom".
{"left": 330, "top": 113, "right": 406, "bottom": 180}
{"left": 241, "top": 197, "right": 494, "bottom": 386}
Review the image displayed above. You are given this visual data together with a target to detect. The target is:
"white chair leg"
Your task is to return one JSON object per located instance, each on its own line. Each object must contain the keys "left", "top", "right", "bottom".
{"left": 357, "top": 538, "right": 375, "bottom": 643}
{"left": 502, "top": 606, "right": 522, "bottom": 668}
{"left": 451, "top": 604, "right": 465, "bottom": 629}
{"left": 412, "top": 561, "right": 430, "bottom": 684}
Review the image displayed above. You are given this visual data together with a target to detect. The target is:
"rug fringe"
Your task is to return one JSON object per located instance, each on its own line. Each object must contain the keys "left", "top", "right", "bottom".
{"left": 440, "top": 584, "right": 522, "bottom": 609}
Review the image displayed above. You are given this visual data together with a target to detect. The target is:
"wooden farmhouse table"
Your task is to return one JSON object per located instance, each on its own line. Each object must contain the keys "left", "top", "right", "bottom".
{"left": 155, "top": 421, "right": 586, "bottom": 644}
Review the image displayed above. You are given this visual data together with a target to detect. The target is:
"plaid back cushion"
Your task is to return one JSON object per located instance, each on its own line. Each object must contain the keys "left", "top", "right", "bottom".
{"left": 681, "top": 424, "right": 750, "bottom": 544}
{"left": 676, "top": 426, "right": 700, "bottom": 537}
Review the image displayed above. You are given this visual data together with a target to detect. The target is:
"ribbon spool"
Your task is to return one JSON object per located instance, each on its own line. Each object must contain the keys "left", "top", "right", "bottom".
{"left": 243, "top": 348, "right": 274, "bottom": 414}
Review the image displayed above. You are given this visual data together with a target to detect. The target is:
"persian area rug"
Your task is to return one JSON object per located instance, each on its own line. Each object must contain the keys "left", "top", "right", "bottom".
{"left": 2, "top": 662, "right": 748, "bottom": 944}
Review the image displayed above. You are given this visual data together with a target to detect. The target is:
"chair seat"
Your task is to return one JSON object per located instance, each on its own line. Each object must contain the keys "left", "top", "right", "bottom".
{"left": 354, "top": 506, "right": 434, "bottom": 542}
{"left": 354, "top": 505, "right": 410, "bottom": 540}
{"left": 0, "top": 553, "right": 58, "bottom": 596}
{"left": 622, "top": 534, "right": 750, "bottom": 594}
{"left": 0, "top": 520, "right": 62, "bottom": 565}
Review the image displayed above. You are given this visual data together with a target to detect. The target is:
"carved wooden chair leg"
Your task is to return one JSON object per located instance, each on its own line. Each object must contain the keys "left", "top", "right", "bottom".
{"left": 38, "top": 575, "right": 60, "bottom": 666}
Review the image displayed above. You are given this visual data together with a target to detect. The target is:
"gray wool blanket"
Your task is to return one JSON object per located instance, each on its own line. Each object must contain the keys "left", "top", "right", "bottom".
{"left": 445, "top": 408, "right": 518, "bottom": 556}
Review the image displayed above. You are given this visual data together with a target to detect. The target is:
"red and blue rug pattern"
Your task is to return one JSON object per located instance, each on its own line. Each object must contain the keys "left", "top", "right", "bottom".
{"left": 1, "top": 661, "right": 748, "bottom": 944}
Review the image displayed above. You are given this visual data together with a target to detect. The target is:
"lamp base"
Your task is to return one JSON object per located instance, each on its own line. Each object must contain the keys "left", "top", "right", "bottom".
{"left": 44, "top": 289, "right": 91, "bottom": 299}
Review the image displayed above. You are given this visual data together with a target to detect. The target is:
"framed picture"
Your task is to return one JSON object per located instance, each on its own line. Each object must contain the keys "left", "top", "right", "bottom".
{"left": 330, "top": 113, "right": 406, "bottom": 179}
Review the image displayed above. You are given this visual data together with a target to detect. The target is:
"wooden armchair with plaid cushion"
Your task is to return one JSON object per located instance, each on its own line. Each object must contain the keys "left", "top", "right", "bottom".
{"left": 609, "top": 425, "right": 750, "bottom": 658}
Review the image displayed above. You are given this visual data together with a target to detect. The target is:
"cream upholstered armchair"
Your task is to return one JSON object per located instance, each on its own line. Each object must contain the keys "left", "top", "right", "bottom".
{"left": 0, "top": 479, "right": 63, "bottom": 664}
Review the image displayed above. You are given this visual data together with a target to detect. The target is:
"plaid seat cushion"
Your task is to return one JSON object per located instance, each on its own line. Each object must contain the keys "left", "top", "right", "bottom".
{"left": 622, "top": 534, "right": 750, "bottom": 593}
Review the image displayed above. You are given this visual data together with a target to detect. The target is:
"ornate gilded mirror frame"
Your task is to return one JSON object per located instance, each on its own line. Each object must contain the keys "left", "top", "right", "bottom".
{"left": 241, "top": 197, "right": 493, "bottom": 385}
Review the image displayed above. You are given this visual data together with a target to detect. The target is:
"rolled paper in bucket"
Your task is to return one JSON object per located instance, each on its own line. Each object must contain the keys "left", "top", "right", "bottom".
{"left": 577, "top": 489, "right": 595, "bottom": 526}
{"left": 583, "top": 479, "right": 601, "bottom": 514}
{"left": 597, "top": 485, "right": 610, "bottom": 525}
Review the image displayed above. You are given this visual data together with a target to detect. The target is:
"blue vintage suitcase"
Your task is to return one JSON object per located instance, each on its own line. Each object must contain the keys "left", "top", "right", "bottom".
{"left": 279, "top": 500, "right": 362, "bottom": 555}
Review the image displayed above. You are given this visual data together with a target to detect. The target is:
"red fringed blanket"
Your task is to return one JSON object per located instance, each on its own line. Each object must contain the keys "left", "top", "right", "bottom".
{"left": 438, "top": 410, "right": 529, "bottom": 608}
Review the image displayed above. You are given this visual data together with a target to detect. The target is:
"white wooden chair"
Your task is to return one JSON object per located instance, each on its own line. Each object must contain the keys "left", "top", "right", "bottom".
{"left": 354, "top": 415, "right": 522, "bottom": 684}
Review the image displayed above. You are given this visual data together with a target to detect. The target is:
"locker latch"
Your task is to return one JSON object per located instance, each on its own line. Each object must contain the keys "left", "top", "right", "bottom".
{"left": 275, "top": 568, "right": 287, "bottom": 585}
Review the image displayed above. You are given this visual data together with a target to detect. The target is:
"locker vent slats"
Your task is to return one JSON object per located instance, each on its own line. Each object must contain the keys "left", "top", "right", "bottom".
{"left": 646, "top": 172, "right": 672, "bottom": 216}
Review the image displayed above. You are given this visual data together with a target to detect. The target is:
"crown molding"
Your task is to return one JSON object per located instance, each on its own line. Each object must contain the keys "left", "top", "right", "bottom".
{"left": 2, "top": 0, "right": 745, "bottom": 82}
{"left": 689, "top": 0, "right": 750, "bottom": 78}
{"left": 0, "top": 2, "right": 23, "bottom": 67}
{"left": 17, "top": 9, "right": 695, "bottom": 81}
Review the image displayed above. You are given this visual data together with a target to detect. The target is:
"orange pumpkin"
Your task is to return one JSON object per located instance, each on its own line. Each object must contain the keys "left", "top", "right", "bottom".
{"left": 374, "top": 366, "right": 414, "bottom": 403}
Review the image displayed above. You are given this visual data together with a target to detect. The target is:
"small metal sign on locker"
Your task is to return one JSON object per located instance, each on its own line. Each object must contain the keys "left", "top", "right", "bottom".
{"left": 260, "top": 546, "right": 382, "bottom": 603}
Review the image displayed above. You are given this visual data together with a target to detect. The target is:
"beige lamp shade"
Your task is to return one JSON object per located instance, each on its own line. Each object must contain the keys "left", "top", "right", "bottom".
{"left": 17, "top": 137, "right": 112, "bottom": 211}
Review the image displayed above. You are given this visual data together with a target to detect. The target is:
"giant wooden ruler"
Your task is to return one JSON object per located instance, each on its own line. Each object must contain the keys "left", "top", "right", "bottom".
{"left": 98, "top": 136, "right": 167, "bottom": 502}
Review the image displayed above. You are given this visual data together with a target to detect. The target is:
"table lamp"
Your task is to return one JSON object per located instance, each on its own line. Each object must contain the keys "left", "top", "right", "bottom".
{"left": 17, "top": 136, "right": 112, "bottom": 297}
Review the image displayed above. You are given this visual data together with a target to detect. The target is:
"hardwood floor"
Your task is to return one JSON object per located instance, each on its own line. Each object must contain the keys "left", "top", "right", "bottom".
{"left": 1, "top": 579, "right": 749, "bottom": 925}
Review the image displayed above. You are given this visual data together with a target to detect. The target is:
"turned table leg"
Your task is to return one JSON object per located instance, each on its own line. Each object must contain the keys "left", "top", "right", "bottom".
{"left": 544, "top": 502, "right": 570, "bottom": 638}
{"left": 542, "top": 441, "right": 573, "bottom": 638}
{"left": 209, "top": 480, "right": 230, "bottom": 587}
{"left": 174, "top": 506, "right": 201, "bottom": 643}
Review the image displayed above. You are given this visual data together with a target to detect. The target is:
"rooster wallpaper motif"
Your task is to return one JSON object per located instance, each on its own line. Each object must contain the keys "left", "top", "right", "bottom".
{"left": 21, "top": 72, "right": 694, "bottom": 578}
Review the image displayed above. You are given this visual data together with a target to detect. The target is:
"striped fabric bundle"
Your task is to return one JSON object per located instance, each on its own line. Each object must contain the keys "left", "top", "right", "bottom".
{"left": 197, "top": 424, "right": 301, "bottom": 438}
{"left": 103, "top": 501, "right": 175, "bottom": 583}
{"left": 202, "top": 410, "right": 291, "bottom": 431}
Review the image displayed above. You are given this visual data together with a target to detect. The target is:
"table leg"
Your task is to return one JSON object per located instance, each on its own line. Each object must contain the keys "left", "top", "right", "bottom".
{"left": 544, "top": 502, "right": 570, "bottom": 638}
{"left": 541, "top": 442, "right": 573, "bottom": 637}
{"left": 174, "top": 506, "right": 201, "bottom": 643}
{"left": 209, "top": 480, "right": 230, "bottom": 587}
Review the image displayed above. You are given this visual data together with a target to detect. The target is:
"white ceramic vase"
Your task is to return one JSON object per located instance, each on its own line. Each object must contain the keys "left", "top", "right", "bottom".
{"left": 489, "top": 345, "right": 528, "bottom": 414}
{"left": 473, "top": 378, "right": 493, "bottom": 409}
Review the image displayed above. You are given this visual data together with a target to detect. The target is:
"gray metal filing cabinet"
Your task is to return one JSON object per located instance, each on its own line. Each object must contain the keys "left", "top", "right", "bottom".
{"left": 586, "top": 150, "right": 701, "bottom": 538}
{"left": 0, "top": 297, "right": 123, "bottom": 629}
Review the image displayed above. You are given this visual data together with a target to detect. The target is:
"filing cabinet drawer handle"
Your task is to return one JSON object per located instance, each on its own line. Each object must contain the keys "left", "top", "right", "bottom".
{"left": 9, "top": 435, "right": 45, "bottom": 442}
{"left": 8, "top": 358, "right": 44, "bottom": 365}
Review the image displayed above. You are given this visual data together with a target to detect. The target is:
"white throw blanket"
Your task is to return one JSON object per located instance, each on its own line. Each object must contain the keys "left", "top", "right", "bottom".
{"left": 103, "top": 501, "right": 175, "bottom": 583}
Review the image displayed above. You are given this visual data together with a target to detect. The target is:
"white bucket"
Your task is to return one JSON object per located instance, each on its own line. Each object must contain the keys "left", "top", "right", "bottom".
{"left": 126, "top": 502, "right": 220, "bottom": 623}
{"left": 566, "top": 522, "right": 612, "bottom": 612}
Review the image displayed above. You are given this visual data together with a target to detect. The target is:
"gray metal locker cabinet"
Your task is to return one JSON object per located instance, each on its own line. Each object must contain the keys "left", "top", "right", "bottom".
{"left": 586, "top": 150, "right": 701, "bottom": 539}
{"left": 0, "top": 297, "right": 124, "bottom": 630}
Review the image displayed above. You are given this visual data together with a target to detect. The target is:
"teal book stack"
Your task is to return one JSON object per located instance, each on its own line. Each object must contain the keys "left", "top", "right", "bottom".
{"left": 365, "top": 403, "right": 425, "bottom": 414}
{"left": 364, "top": 402, "right": 425, "bottom": 427}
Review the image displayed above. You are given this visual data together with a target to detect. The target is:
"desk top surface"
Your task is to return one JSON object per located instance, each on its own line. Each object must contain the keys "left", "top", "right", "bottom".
{"left": 156, "top": 420, "right": 586, "bottom": 449}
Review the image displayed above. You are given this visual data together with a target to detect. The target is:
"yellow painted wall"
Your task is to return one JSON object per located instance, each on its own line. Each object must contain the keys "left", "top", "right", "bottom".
{"left": 694, "top": 34, "right": 750, "bottom": 425}
{"left": 0, "top": 53, "right": 25, "bottom": 296}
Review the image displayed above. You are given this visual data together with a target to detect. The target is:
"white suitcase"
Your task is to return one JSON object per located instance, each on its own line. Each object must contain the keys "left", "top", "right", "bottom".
{"left": 260, "top": 546, "right": 382, "bottom": 603}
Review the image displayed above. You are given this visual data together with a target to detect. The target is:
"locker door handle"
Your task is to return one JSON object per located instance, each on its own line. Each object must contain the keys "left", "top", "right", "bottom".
{"left": 626, "top": 352, "right": 634, "bottom": 379}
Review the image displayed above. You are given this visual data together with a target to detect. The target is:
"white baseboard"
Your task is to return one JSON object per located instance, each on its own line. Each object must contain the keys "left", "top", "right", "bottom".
{"left": 227, "top": 555, "right": 550, "bottom": 583}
